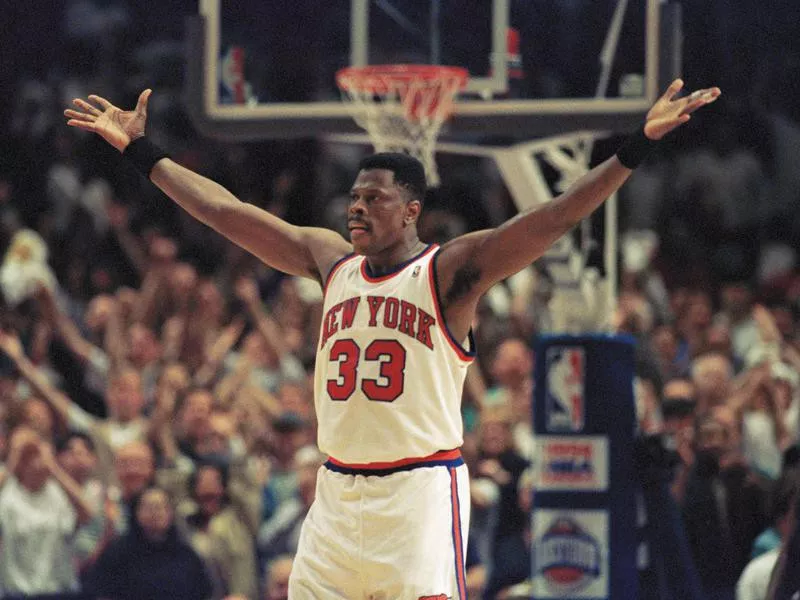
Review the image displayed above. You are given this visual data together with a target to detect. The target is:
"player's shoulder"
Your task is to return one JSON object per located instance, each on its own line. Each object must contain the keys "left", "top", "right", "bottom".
{"left": 302, "top": 227, "right": 354, "bottom": 285}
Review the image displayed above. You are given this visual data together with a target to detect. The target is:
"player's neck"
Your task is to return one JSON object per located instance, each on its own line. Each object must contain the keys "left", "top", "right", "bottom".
{"left": 365, "top": 236, "right": 427, "bottom": 276}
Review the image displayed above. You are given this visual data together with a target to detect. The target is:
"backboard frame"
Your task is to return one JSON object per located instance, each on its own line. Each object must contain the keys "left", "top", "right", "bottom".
{"left": 190, "top": 0, "right": 664, "bottom": 141}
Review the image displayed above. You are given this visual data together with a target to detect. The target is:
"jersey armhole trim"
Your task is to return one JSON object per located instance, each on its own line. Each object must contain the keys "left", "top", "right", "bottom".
{"left": 428, "top": 250, "right": 476, "bottom": 363}
{"left": 323, "top": 253, "right": 357, "bottom": 295}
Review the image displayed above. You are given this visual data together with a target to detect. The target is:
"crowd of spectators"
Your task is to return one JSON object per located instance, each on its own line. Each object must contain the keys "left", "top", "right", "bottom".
{"left": 1, "top": 1, "right": 800, "bottom": 600}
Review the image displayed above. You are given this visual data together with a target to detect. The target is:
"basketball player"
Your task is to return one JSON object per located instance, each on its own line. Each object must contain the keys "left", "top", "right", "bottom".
{"left": 65, "top": 79, "right": 719, "bottom": 599}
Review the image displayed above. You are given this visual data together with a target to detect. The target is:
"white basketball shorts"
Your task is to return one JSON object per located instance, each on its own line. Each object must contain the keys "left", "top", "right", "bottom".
{"left": 288, "top": 449, "right": 470, "bottom": 600}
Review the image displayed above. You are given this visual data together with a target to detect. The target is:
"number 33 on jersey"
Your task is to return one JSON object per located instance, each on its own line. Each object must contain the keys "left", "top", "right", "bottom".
{"left": 314, "top": 244, "right": 475, "bottom": 465}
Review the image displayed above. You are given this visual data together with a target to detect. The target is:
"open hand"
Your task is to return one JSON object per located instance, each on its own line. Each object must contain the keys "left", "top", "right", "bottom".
{"left": 64, "top": 90, "right": 152, "bottom": 152}
{"left": 644, "top": 79, "right": 721, "bottom": 141}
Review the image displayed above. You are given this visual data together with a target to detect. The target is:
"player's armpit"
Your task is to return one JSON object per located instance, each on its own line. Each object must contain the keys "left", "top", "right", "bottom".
{"left": 438, "top": 155, "right": 632, "bottom": 305}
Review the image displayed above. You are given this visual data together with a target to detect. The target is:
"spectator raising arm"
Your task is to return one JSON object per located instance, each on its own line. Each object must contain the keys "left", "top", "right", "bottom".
{"left": 234, "top": 276, "right": 301, "bottom": 373}
{"left": 36, "top": 284, "right": 107, "bottom": 371}
{"left": 0, "top": 330, "right": 82, "bottom": 429}
{"left": 193, "top": 316, "right": 246, "bottom": 387}
{"left": 107, "top": 201, "right": 148, "bottom": 276}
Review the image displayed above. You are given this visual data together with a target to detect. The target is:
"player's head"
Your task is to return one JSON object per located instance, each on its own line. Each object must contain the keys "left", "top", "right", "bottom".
{"left": 348, "top": 152, "right": 426, "bottom": 255}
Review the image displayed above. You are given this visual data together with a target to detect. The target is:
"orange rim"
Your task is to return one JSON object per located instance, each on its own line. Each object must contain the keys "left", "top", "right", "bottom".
{"left": 336, "top": 64, "right": 469, "bottom": 93}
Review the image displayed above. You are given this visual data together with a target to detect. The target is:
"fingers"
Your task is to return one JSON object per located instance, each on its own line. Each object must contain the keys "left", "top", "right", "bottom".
{"left": 63, "top": 108, "right": 95, "bottom": 123}
{"left": 661, "top": 78, "right": 685, "bottom": 102}
{"left": 66, "top": 119, "right": 98, "bottom": 133}
{"left": 682, "top": 88, "right": 721, "bottom": 115}
{"left": 88, "top": 94, "right": 114, "bottom": 110}
{"left": 72, "top": 98, "right": 102, "bottom": 116}
{"left": 135, "top": 89, "right": 152, "bottom": 114}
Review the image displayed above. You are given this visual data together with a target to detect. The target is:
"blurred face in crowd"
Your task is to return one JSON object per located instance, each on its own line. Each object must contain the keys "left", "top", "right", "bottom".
{"left": 115, "top": 441, "right": 155, "bottom": 500}
{"left": 15, "top": 439, "right": 51, "bottom": 492}
{"left": 58, "top": 434, "right": 97, "bottom": 484}
{"left": 264, "top": 555, "right": 293, "bottom": 600}
{"left": 0, "top": 375, "right": 17, "bottom": 405}
{"left": 136, "top": 488, "right": 173, "bottom": 541}
{"left": 197, "top": 280, "right": 225, "bottom": 323}
{"left": 273, "top": 427, "right": 306, "bottom": 465}
{"left": 616, "top": 292, "right": 654, "bottom": 335}
{"left": 181, "top": 389, "right": 213, "bottom": 441}
{"left": 170, "top": 263, "right": 198, "bottom": 301}
{"left": 22, "top": 397, "right": 54, "bottom": 439}
{"left": 195, "top": 412, "right": 235, "bottom": 458}
{"left": 479, "top": 412, "right": 512, "bottom": 457}
{"left": 711, "top": 404, "right": 741, "bottom": 450}
{"left": 115, "top": 287, "right": 139, "bottom": 320}
{"left": 684, "top": 292, "right": 712, "bottom": 331}
{"left": 242, "top": 332, "right": 276, "bottom": 368}
{"left": 670, "top": 287, "right": 690, "bottom": 317}
{"left": 704, "top": 323, "right": 732, "bottom": 356}
{"left": 721, "top": 282, "right": 752, "bottom": 319}
{"left": 491, "top": 339, "right": 533, "bottom": 388}
{"left": 107, "top": 368, "right": 144, "bottom": 422}
{"left": 691, "top": 352, "right": 732, "bottom": 405}
{"left": 128, "top": 324, "right": 160, "bottom": 367}
{"left": 651, "top": 325, "right": 679, "bottom": 364}
{"left": 278, "top": 382, "right": 311, "bottom": 419}
{"left": 695, "top": 414, "right": 733, "bottom": 463}
{"left": 84, "top": 294, "right": 115, "bottom": 333}
{"left": 193, "top": 465, "right": 225, "bottom": 518}
{"left": 158, "top": 362, "right": 190, "bottom": 394}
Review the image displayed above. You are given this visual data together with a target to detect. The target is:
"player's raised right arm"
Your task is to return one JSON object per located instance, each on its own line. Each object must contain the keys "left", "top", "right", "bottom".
{"left": 65, "top": 90, "right": 351, "bottom": 281}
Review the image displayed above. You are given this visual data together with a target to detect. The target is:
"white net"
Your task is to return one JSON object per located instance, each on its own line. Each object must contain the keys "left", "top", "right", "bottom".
{"left": 336, "top": 65, "right": 468, "bottom": 187}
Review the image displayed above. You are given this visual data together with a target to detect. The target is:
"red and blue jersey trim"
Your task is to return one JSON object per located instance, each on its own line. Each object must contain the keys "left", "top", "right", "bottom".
{"left": 324, "top": 449, "right": 463, "bottom": 476}
{"left": 359, "top": 243, "right": 437, "bottom": 283}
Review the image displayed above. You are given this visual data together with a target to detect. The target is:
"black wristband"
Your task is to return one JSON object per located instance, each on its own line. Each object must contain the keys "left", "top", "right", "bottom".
{"left": 616, "top": 128, "right": 658, "bottom": 170}
{"left": 123, "top": 137, "right": 169, "bottom": 177}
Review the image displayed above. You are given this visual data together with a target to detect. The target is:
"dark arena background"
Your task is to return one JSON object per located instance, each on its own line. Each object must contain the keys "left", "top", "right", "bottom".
{"left": 1, "top": 1, "right": 800, "bottom": 599}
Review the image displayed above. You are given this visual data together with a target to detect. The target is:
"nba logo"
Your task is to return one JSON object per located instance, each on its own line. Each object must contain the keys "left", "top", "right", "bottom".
{"left": 545, "top": 347, "right": 585, "bottom": 432}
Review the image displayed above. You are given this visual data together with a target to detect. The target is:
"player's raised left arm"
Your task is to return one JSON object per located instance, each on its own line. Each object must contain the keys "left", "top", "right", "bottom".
{"left": 436, "top": 79, "right": 720, "bottom": 304}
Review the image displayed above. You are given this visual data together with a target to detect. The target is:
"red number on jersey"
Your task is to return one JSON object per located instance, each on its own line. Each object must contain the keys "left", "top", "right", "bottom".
{"left": 361, "top": 339, "right": 407, "bottom": 402}
{"left": 326, "top": 339, "right": 360, "bottom": 401}
{"left": 326, "top": 339, "right": 407, "bottom": 403}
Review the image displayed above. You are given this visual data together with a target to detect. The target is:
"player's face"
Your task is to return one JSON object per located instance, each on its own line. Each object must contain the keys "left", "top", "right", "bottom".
{"left": 348, "top": 169, "right": 412, "bottom": 255}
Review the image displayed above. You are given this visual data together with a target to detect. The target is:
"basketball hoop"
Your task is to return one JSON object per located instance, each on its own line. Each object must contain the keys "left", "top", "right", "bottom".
{"left": 336, "top": 64, "right": 468, "bottom": 187}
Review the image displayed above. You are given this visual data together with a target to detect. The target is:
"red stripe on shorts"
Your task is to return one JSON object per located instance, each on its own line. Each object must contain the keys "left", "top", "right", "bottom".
{"left": 449, "top": 466, "right": 467, "bottom": 600}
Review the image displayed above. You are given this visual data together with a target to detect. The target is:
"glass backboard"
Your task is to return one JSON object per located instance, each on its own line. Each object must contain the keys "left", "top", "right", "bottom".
{"left": 190, "top": 0, "right": 668, "bottom": 140}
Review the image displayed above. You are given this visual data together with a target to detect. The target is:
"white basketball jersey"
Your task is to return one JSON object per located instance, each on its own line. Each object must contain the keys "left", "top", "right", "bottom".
{"left": 314, "top": 244, "right": 474, "bottom": 464}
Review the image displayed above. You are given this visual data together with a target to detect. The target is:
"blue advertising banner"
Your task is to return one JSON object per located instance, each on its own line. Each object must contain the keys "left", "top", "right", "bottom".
{"left": 531, "top": 334, "right": 638, "bottom": 600}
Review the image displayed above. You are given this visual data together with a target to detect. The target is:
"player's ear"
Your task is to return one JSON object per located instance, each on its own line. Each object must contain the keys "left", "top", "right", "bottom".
{"left": 405, "top": 199, "right": 422, "bottom": 226}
